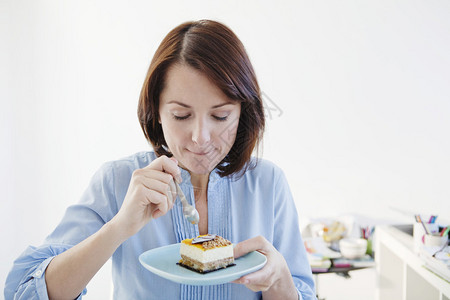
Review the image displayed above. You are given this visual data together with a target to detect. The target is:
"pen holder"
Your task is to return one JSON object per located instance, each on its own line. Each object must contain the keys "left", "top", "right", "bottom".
{"left": 413, "top": 222, "right": 439, "bottom": 254}
{"left": 424, "top": 234, "right": 448, "bottom": 247}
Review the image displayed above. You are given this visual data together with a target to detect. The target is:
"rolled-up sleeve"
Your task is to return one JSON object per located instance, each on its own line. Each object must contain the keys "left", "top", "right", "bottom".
{"left": 4, "top": 161, "right": 118, "bottom": 299}
{"left": 4, "top": 244, "right": 87, "bottom": 299}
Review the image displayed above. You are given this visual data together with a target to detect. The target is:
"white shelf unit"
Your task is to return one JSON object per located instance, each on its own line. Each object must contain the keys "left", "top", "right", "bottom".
{"left": 375, "top": 225, "right": 450, "bottom": 300}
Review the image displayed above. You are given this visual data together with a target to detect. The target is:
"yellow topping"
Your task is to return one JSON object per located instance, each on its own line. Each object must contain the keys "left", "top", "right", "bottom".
{"left": 181, "top": 235, "right": 232, "bottom": 251}
{"left": 181, "top": 238, "right": 206, "bottom": 250}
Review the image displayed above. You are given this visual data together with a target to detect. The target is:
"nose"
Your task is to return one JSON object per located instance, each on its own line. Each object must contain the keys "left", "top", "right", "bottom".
{"left": 191, "top": 118, "right": 211, "bottom": 146}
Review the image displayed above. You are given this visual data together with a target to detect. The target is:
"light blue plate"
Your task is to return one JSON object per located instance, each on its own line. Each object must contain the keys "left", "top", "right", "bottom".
{"left": 139, "top": 243, "right": 267, "bottom": 286}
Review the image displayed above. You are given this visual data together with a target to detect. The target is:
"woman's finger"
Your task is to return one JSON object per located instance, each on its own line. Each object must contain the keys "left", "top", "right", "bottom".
{"left": 134, "top": 169, "right": 176, "bottom": 209}
{"left": 143, "top": 187, "right": 168, "bottom": 207}
{"left": 136, "top": 177, "right": 168, "bottom": 196}
{"left": 135, "top": 168, "right": 173, "bottom": 185}
{"left": 233, "top": 236, "right": 272, "bottom": 259}
{"left": 232, "top": 236, "right": 283, "bottom": 292}
{"left": 144, "top": 155, "right": 182, "bottom": 183}
{"left": 167, "top": 179, "right": 177, "bottom": 209}
{"left": 235, "top": 261, "right": 275, "bottom": 289}
{"left": 143, "top": 189, "right": 169, "bottom": 217}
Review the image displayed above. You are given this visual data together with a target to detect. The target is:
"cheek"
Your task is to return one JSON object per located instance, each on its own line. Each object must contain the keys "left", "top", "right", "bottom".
{"left": 216, "top": 119, "right": 239, "bottom": 149}
{"left": 161, "top": 120, "right": 185, "bottom": 144}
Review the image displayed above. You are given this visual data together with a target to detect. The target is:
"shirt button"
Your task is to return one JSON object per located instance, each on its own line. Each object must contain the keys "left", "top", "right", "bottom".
{"left": 34, "top": 270, "right": 43, "bottom": 277}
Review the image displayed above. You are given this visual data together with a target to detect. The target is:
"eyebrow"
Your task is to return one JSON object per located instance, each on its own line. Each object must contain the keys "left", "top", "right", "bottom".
{"left": 167, "top": 100, "right": 235, "bottom": 109}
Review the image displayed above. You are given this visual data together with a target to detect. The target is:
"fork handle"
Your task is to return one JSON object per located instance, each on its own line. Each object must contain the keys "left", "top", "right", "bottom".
{"left": 175, "top": 182, "right": 189, "bottom": 206}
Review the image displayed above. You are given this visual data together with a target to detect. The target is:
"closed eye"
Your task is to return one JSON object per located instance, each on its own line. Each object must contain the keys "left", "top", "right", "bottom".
{"left": 172, "top": 114, "right": 191, "bottom": 120}
{"left": 213, "top": 115, "right": 228, "bottom": 121}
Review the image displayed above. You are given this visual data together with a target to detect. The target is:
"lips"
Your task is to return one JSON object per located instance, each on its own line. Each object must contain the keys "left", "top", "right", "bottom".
{"left": 189, "top": 150, "right": 210, "bottom": 156}
{"left": 187, "top": 148, "right": 214, "bottom": 156}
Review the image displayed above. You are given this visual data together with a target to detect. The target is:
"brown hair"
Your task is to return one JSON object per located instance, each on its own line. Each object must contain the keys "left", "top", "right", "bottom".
{"left": 138, "top": 20, "right": 265, "bottom": 177}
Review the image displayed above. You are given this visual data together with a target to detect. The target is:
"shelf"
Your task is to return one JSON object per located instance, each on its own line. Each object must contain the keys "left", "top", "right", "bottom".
{"left": 375, "top": 225, "right": 450, "bottom": 300}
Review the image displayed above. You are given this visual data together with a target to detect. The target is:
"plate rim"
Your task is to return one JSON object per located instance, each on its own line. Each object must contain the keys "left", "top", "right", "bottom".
{"left": 139, "top": 243, "right": 267, "bottom": 285}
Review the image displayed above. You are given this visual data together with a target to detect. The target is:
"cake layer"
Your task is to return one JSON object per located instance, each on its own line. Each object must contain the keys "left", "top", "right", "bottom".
{"left": 179, "top": 256, "right": 235, "bottom": 273}
{"left": 180, "top": 242, "right": 233, "bottom": 263}
{"left": 179, "top": 234, "right": 235, "bottom": 273}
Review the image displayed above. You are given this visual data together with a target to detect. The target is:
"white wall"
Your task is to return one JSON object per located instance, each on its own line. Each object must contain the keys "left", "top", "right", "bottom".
{"left": 2, "top": 1, "right": 450, "bottom": 299}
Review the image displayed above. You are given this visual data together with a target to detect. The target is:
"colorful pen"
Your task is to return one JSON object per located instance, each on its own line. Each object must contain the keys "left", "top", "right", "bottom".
{"left": 440, "top": 226, "right": 450, "bottom": 237}
{"left": 416, "top": 215, "right": 429, "bottom": 234}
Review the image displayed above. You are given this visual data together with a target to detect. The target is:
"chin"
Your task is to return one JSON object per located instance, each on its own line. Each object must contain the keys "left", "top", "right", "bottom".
{"left": 183, "top": 153, "right": 225, "bottom": 175}
{"left": 184, "top": 159, "right": 217, "bottom": 175}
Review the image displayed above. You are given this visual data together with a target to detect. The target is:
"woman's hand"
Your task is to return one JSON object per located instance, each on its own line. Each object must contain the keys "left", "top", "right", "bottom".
{"left": 232, "top": 236, "right": 298, "bottom": 300}
{"left": 111, "top": 155, "right": 181, "bottom": 239}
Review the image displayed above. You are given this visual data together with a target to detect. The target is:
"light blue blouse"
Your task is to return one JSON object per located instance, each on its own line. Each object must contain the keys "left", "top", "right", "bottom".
{"left": 4, "top": 151, "right": 316, "bottom": 299}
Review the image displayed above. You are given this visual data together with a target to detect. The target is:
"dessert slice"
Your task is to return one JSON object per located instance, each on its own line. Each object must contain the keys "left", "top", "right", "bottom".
{"left": 178, "top": 234, "right": 235, "bottom": 273}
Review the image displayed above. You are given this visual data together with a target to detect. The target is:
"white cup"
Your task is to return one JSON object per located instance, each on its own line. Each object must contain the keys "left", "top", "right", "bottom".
{"left": 339, "top": 238, "right": 368, "bottom": 259}
{"left": 413, "top": 222, "right": 439, "bottom": 253}
{"left": 424, "top": 234, "right": 448, "bottom": 247}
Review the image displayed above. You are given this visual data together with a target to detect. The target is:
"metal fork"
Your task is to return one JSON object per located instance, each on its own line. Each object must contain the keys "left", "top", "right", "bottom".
{"left": 174, "top": 181, "right": 199, "bottom": 225}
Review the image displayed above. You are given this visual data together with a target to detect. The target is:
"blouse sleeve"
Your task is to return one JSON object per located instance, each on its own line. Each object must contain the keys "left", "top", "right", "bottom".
{"left": 4, "top": 244, "right": 86, "bottom": 300}
{"left": 273, "top": 168, "right": 317, "bottom": 300}
{"left": 4, "top": 162, "right": 118, "bottom": 299}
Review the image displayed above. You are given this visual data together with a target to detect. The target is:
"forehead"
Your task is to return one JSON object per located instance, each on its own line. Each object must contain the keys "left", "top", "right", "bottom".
{"left": 160, "top": 63, "right": 235, "bottom": 106}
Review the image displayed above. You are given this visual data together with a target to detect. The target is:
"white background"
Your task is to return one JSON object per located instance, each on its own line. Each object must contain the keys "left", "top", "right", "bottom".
{"left": 2, "top": 1, "right": 450, "bottom": 299}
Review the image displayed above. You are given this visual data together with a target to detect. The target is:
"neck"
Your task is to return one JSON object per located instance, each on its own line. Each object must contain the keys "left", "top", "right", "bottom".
{"left": 178, "top": 164, "right": 211, "bottom": 200}
{"left": 190, "top": 172, "right": 209, "bottom": 192}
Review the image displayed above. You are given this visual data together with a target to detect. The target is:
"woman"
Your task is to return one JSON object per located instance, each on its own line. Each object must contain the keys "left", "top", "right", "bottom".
{"left": 5, "top": 20, "right": 316, "bottom": 300}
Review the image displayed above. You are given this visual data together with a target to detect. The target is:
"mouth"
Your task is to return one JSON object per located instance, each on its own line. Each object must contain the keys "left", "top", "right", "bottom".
{"left": 187, "top": 148, "right": 213, "bottom": 156}
{"left": 189, "top": 151, "right": 209, "bottom": 156}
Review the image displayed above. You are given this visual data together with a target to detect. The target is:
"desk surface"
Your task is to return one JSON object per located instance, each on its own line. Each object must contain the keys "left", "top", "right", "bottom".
{"left": 312, "top": 259, "right": 373, "bottom": 275}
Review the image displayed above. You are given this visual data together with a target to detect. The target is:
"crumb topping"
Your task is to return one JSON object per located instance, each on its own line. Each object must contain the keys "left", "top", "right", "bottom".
{"left": 201, "top": 235, "right": 231, "bottom": 249}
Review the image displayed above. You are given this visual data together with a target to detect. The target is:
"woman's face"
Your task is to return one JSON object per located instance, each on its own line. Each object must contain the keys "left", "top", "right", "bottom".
{"left": 159, "top": 64, "right": 241, "bottom": 175}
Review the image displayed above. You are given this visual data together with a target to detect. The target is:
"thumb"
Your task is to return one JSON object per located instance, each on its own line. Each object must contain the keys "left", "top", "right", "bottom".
{"left": 233, "top": 236, "right": 270, "bottom": 259}
{"left": 168, "top": 156, "right": 182, "bottom": 184}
